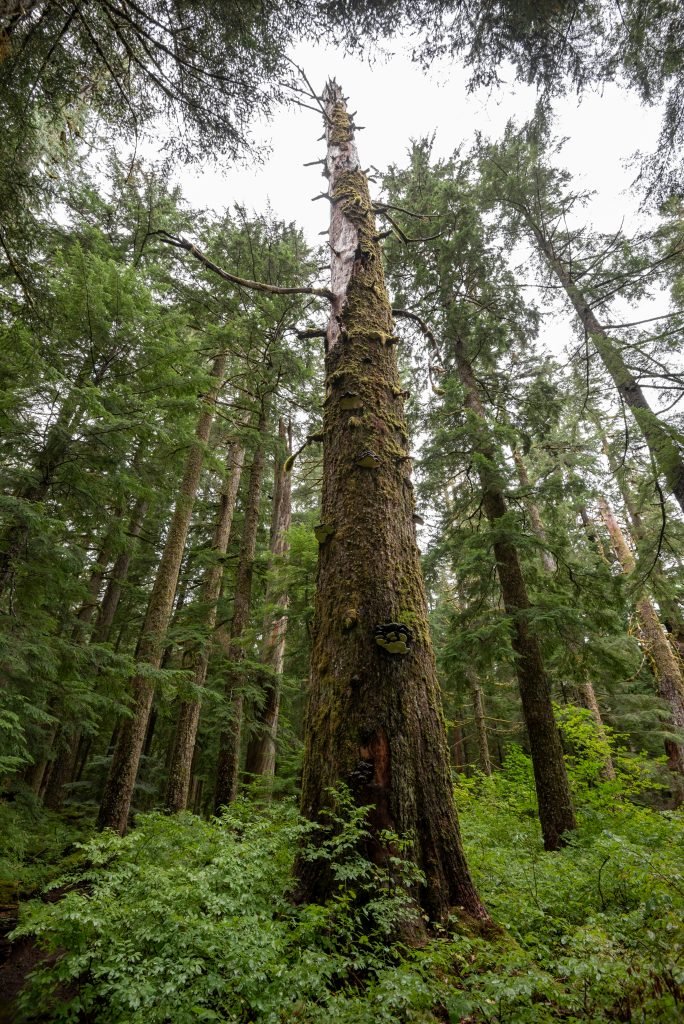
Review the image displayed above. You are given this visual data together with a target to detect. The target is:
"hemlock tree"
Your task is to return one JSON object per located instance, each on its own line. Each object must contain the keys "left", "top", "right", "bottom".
{"left": 165, "top": 439, "right": 245, "bottom": 813}
{"left": 477, "top": 122, "right": 684, "bottom": 516}
{"left": 293, "top": 82, "right": 487, "bottom": 926}
{"left": 380, "top": 145, "right": 576, "bottom": 849}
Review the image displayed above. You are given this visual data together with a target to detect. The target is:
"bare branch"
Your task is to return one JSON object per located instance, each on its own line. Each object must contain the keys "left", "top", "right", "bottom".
{"left": 154, "top": 231, "right": 333, "bottom": 301}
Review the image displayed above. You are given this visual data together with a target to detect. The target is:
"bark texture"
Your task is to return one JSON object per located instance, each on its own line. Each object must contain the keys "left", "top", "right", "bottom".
{"left": 599, "top": 496, "right": 684, "bottom": 775}
{"left": 97, "top": 352, "right": 226, "bottom": 833}
{"left": 244, "top": 418, "right": 292, "bottom": 781}
{"left": 454, "top": 339, "right": 576, "bottom": 850}
{"left": 213, "top": 413, "right": 268, "bottom": 811}
{"left": 295, "top": 82, "right": 487, "bottom": 926}
{"left": 166, "top": 440, "right": 245, "bottom": 812}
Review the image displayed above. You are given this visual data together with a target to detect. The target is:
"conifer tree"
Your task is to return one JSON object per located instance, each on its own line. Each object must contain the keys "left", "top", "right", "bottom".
{"left": 294, "top": 82, "right": 487, "bottom": 925}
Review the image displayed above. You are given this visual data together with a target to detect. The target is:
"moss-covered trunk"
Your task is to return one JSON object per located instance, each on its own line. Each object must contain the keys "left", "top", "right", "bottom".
{"left": 213, "top": 411, "right": 268, "bottom": 811}
{"left": 244, "top": 418, "right": 292, "bottom": 782}
{"left": 294, "top": 82, "right": 486, "bottom": 927}
{"left": 454, "top": 338, "right": 576, "bottom": 850}
{"left": 97, "top": 352, "right": 226, "bottom": 834}
{"left": 166, "top": 440, "right": 245, "bottom": 812}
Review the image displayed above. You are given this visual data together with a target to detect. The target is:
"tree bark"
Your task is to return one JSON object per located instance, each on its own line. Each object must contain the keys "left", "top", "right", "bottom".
{"left": 213, "top": 411, "right": 268, "bottom": 811}
{"left": 599, "top": 496, "right": 684, "bottom": 775}
{"left": 166, "top": 440, "right": 245, "bottom": 812}
{"left": 97, "top": 351, "right": 227, "bottom": 833}
{"left": 244, "top": 418, "right": 292, "bottom": 782}
{"left": 454, "top": 338, "right": 576, "bottom": 850}
{"left": 294, "top": 82, "right": 487, "bottom": 927}
{"left": 466, "top": 667, "right": 492, "bottom": 775}
{"left": 527, "top": 218, "right": 684, "bottom": 514}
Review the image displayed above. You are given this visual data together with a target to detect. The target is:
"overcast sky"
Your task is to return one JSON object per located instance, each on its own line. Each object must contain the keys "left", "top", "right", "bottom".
{"left": 175, "top": 37, "right": 666, "bottom": 374}
{"left": 180, "top": 39, "right": 659, "bottom": 244}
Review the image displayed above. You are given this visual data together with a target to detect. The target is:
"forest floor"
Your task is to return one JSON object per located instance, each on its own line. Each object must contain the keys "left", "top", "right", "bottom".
{"left": 1, "top": 747, "right": 683, "bottom": 1023}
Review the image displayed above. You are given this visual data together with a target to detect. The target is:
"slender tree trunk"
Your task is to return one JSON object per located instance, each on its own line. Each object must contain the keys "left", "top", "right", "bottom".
{"left": 598, "top": 428, "right": 684, "bottom": 658}
{"left": 599, "top": 496, "right": 684, "bottom": 774}
{"left": 527, "top": 219, "right": 684, "bottom": 513}
{"left": 451, "top": 718, "right": 467, "bottom": 774}
{"left": 97, "top": 352, "right": 227, "bottom": 833}
{"left": 244, "top": 418, "right": 292, "bottom": 782}
{"left": 213, "top": 412, "right": 268, "bottom": 811}
{"left": 166, "top": 440, "right": 245, "bottom": 812}
{"left": 294, "top": 82, "right": 487, "bottom": 927}
{"left": 43, "top": 496, "right": 150, "bottom": 808}
{"left": 466, "top": 667, "right": 492, "bottom": 775}
{"left": 454, "top": 338, "right": 576, "bottom": 850}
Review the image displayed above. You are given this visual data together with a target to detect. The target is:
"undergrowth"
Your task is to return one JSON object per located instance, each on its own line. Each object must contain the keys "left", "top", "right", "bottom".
{"left": 6, "top": 716, "right": 684, "bottom": 1023}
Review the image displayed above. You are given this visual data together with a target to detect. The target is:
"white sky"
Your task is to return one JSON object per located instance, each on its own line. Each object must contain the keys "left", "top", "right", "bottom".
{"left": 176, "top": 37, "right": 669, "bottom": 386}
{"left": 180, "top": 39, "right": 660, "bottom": 245}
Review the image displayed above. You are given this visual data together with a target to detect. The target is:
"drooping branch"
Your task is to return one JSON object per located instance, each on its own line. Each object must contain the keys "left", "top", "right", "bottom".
{"left": 392, "top": 307, "right": 444, "bottom": 365}
{"left": 155, "top": 230, "right": 334, "bottom": 301}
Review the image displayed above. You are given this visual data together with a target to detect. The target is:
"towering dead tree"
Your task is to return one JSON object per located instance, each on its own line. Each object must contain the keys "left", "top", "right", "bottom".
{"left": 295, "top": 81, "right": 486, "bottom": 925}
{"left": 166, "top": 440, "right": 245, "bottom": 813}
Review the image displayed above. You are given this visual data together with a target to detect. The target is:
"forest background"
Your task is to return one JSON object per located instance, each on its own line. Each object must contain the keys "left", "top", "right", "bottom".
{"left": 1, "top": 2, "right": 684, "bottom": 1022}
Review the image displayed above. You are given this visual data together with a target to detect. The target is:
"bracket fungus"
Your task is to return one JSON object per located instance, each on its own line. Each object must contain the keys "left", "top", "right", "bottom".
{"left": 314, "top": 522, "right": 335, "bottom": 544}
{"left": 356, "top": 449, "right": 380, "bottom": 469}
{"left": 342, "top": 608, "right": 358, "bottom": 630}
{"left": 374, "top": 622, "right": 413, "bottom": 655}
{"left": 339, "top": 392, "right": 364, "bottom": 411}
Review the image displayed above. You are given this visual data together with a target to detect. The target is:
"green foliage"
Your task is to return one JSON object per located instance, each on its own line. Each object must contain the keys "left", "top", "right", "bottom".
{"left": 13, "top": 797, "right": 431, "bottom": 1024}
{"left": 10, "top": 764, "right": 684, "bottom": 1023}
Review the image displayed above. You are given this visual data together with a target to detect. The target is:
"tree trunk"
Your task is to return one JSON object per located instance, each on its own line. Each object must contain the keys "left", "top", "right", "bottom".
{"left": 213, "top": 412, "right": 268, "bottom": 811}
{"left": 512, "top": 449, "right": 556, "bottom": 574}
{"left": 528, "top": 219, "right": 684, "bottom": 514}
{"left": 598, "top": 496, "right": 684, "bottom": 775}
{"left": 244, "top": 418, "right": 292, "bottom": 782}
{"left": 451, "top": 718, "right": 468, "bottom": 774}
{"left": 97, "top": 352, "right": 227, "bottom": 833}
{"left": 294, "top": 82, "right": 487, "bottom": 927}
{"left": 454, "top": 338, "right": 576, "bottom": 850}
{"left": 598, "top": 428, "right": 684, "bottom": 659}
{"left": 166, "top": 440, "right": 245, "bottom": 812}
{"left": 466, "top": 667, "right": 492, "bottom": 775}
{"left": 43, "top": 496, "right": 150, "bottom": 808}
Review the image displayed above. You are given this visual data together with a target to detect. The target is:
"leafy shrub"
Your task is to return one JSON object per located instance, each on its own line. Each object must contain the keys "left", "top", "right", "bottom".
{"left": 10, "top": 764, "right": 684, "bottom": 1023}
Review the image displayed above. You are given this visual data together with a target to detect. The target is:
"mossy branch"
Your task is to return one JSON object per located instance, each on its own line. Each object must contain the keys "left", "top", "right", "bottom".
{"left": 155, "top": 231, "right": 334, "bottom": 301}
